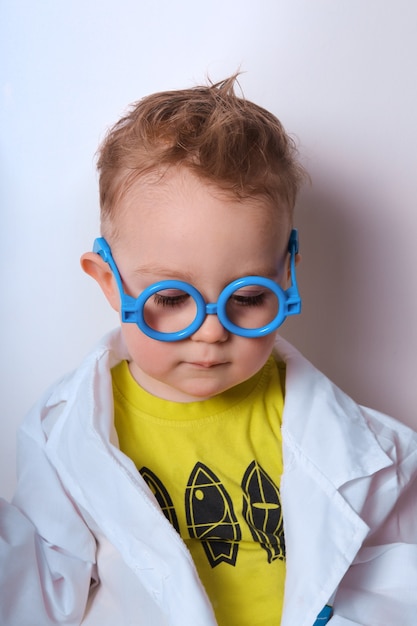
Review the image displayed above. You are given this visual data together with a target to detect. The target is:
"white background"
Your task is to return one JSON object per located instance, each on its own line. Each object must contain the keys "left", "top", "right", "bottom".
{"left": 1, "top": 0, "right": 417, "bottom": 499}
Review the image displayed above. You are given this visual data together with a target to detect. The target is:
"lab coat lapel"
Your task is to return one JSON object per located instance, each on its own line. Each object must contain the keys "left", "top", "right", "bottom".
{"left": 45, "top": 330, "right": 217, "bottom": 626}
{"left": 274, "top": 337, "right": 393, "bottom": 626}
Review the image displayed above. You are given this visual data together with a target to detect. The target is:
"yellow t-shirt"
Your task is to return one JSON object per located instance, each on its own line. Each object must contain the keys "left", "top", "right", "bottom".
{"left": 112, "top": 356, "right": 286, "bottom": 626}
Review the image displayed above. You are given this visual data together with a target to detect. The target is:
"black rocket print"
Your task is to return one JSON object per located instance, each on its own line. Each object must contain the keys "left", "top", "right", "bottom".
{"left": 140, "top": 460, "right": 285, "bottom": 568}
{"left": 140, "top": 467, "right": 180, "bottom": 533}
{"left": 242, "top": 461, "right": 285, "bottom": 562}
{"left": 185, "top": 462, "right": 241, "bottom": 567}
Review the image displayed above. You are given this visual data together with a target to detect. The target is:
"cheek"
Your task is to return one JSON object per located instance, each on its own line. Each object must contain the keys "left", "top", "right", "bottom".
{"left": 235, "top": 334, "right": 277, "bottom": 373}
{"left": 121, "top": 324, "right": 174, "bottom": 372}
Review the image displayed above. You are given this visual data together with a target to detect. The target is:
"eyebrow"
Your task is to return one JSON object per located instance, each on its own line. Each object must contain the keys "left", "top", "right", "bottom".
{"left": 133, "top": 264, "right": 281, "bottom": 282}
{"left": 133, "top": 265, "right": 196, "bottom": 282}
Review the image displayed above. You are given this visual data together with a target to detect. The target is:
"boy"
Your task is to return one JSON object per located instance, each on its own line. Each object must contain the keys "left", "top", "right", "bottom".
{"left": 1, "top": 76, "right": 417, "bottom": 626}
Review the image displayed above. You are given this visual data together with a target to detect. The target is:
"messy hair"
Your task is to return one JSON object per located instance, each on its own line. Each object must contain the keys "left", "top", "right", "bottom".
{"left": 97, "top": 74, "right": 307, "bottom": 235}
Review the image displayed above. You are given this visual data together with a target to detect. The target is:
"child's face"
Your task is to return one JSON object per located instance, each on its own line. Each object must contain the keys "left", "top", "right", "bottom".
{"left": 86, "top": 168, "right": 291, "bottom": 402}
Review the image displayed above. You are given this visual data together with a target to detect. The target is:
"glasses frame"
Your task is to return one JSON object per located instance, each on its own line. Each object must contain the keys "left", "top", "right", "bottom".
{"left": 93, "top": 229, "right": 301, "bottom": 341}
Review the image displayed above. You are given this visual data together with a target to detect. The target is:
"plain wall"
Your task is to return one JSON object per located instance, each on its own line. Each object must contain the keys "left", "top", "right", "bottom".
{"left": 1, "top": 0, "right": 417, "bottom": 499}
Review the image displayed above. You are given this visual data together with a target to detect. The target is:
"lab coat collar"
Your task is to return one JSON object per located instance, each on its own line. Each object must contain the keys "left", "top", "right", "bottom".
{"left": 274, "top": 335, "right": 392, "bottom": 487}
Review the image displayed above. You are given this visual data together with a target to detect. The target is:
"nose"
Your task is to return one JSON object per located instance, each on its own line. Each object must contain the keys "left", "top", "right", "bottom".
{"left": 190, "top": 312, "right": 229, "bottom": 343}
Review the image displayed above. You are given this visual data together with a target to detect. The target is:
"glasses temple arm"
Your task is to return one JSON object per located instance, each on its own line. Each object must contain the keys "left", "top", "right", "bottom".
{"left": 285, "top": 229, "right": 302, "bottom": 316}
{"left": 93, "top": 238, "right": 138, "bottom": 320}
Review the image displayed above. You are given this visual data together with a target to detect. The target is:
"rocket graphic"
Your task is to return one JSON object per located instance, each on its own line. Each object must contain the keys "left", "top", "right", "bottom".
{"left": 140, "top": 466, "right": 180, "bottom": 533}
{"left": 186, "top": 462, "right": 241, "bottom": 567}
{"left": 242, "top": 461, "right": 285, "bottom": 562}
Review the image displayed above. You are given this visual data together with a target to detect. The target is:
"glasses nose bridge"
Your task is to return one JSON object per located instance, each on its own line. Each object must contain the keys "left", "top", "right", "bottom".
{"left": 205, "top": 302, "right": 219, "bottom": 317}
{"left": 191, "top": 299, "right": 229, "bottom": 343}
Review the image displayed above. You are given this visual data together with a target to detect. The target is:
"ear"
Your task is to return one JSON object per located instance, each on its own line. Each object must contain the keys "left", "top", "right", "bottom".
{"left": 286, "top": 252, "right": 302, "bottom": 284}
{"left": 80, "top": 252, "right": 120, "bottom": 312}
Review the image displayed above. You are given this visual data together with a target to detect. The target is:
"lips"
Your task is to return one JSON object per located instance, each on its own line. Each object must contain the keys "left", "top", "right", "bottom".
{"left": 187, "top": 361, "right": 226, "bottom": 369}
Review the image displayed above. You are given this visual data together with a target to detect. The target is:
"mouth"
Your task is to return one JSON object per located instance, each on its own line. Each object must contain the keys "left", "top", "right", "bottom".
{"left": 187, "top": 361, "right": 226, "bottom": 369}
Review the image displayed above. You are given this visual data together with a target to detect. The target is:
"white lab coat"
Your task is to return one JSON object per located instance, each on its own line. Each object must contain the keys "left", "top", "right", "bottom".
{"left": 0, "top": 328, "right": 416, "bottom": 626}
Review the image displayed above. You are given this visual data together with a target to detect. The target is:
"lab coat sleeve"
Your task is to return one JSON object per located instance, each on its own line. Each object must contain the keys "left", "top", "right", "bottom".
{"left": 332, "top": 410, "right": 417, "bottom": 626}
{"left": 0, "top": 420, "right": 97, "bottom": 626}
{"left": 331, "top": 544, "right": 417, "bottom": 625}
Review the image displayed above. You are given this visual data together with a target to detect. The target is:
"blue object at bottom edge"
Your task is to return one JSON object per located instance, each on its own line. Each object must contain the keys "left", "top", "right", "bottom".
{"left": 313, "top": 604, "right": 333, "bottom": 624}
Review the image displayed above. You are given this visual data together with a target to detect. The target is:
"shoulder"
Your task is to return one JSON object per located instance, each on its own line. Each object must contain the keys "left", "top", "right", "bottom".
{"left": 273, "top": 335, "right": 417, "bottom": 479}
{"left": 19, "top": 328, "right": 129, "bottom": 443}
{"left": 273, "top": 334, "right": 416, "bottom": 438}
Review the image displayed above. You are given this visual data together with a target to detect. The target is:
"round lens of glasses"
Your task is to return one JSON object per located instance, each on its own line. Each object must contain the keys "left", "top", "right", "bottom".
{"left": 223, "top": 283, "right": 280, "bottom": 331}
{"left": 142, "top": 286, "right": 200, "bottom": 335}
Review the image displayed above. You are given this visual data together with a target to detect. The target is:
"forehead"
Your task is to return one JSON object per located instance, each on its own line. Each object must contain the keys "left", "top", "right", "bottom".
{"left": 109, "top": 168, "right": 291, "bottom": 270}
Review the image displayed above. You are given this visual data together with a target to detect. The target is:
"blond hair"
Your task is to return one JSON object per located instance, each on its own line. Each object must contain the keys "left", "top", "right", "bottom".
{"left": 97, "top": 75, "right": 306, "bottom": 235}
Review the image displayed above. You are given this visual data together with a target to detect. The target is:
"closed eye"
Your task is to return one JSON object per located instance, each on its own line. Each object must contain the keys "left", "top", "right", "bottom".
{"left": 231, "top": 292, "right": 266, "bottom": 307}
{"left": 153, "top": 292, "right": 190, "bottom": 307}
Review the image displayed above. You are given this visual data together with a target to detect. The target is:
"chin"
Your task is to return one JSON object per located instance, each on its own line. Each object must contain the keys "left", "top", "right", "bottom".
{"left": 175, "top": 382, "right": 228, "bottom": 402}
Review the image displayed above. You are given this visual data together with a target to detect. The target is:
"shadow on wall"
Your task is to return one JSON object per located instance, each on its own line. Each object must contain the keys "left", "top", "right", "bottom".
{"left": 281, "top": 176, "right": 414, "bottom": 424}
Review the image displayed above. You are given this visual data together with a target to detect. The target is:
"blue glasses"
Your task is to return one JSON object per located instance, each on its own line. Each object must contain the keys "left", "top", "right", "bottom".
{"left": 93, "top": 229, "right": 301, "bottom": 342}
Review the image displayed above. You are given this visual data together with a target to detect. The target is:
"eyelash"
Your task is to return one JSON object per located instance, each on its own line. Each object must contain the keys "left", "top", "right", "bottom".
{"left": 231, "top": 293, "right": 266, "bottom": 307}
{"left": 153, "top": 293, "right": 190, "bottom": 307}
